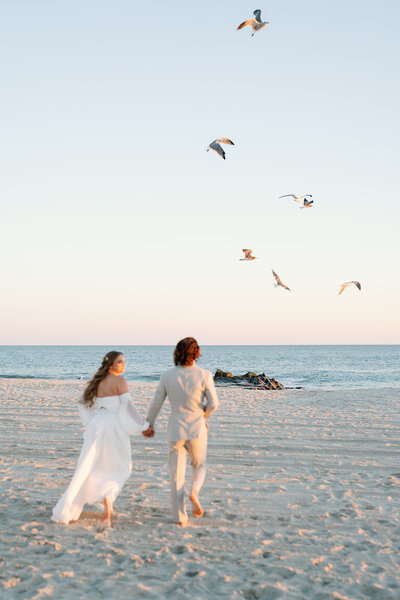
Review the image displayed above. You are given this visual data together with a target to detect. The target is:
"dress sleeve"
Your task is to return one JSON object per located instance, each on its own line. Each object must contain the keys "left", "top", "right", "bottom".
{"left": 118, "top": 392, "right": 149, "bottom": 435}
{"left": 78, "top": 397, "right": 96, "bottom": 427}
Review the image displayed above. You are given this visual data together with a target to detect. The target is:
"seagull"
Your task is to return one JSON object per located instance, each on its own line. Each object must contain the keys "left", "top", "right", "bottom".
{"left": 207, "top": 137, "right": 235, "bottom": 160}
{"left": 300, "top": 198, "right": 314, "bottom": 209}
{"left": 338, "top": 281, "right": 361, "bottom": 295}
{"left": 279, "top": 194, "right": 313, "bottom": 204}
{"left": 237, "top": 9, "right": 269, "bottom": 36}
{"left": 240, "top": 249, "right": 257, "bottom": 261}
{"left": 272, "top": 269, "right": 291, "bottom": 291}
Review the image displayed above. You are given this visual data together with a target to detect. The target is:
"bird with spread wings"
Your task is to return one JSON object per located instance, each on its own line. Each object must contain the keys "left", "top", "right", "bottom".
{"left": 338, "top": 281, "right": 361, "bottom": 295}
{"left": 272, "top": 270, "right": 291, "bottom": 291}
{"left": 240, "top": 249, "right": 257, "bottom": 261}
{"left": 237, "top": 10, "right": 269, "bottom": 36}
{"left": 279, "top": 193, "right": 313, "bottom": 203}
{"left": 207, "top": 137, "right": 235, "bottom": 160}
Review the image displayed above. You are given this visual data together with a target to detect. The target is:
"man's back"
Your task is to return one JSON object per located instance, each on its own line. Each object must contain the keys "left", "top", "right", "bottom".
{"left": 147, "top": 364, "right": 219, "bottom": 441}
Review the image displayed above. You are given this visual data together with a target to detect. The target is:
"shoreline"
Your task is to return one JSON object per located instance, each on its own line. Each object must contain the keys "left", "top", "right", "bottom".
{"left": 1, "top": 376, "right": 400, "bottom": 393}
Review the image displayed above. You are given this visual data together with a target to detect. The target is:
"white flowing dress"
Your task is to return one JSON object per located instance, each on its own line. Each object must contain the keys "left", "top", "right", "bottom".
{"left": 51, "top": 393, "right": 149, "bottom": 525}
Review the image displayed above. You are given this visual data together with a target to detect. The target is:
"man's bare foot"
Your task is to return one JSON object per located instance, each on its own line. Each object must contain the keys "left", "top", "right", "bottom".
{"left": 189, "top": 490, "right": 203, "bottom": 518}
{"left": 178, "top": 518, "right": 189, "bottom": 528}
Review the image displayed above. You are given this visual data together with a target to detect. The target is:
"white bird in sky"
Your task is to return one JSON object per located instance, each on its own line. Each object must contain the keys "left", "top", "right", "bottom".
{"left": 338, "top": 281, "right": 361, "bottom": 295}
{"left": 279, "top": 194, "right": 313, "bottom": 204}
{"left": 240, "top": 249, "right": 257, "bottom": 261}
{"left": 237, "top": 9, "right": 269, "bottom": 36}
{"left": 207, "top": 137, "right": 235, "bottom": 160}
{"left": 272, "top": 269, "right": 291, "bottom": 291}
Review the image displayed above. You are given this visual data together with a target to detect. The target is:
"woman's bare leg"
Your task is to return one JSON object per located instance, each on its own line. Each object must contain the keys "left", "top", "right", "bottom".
{"left": 100, "top": 497, "right": 112, "bottom": 522}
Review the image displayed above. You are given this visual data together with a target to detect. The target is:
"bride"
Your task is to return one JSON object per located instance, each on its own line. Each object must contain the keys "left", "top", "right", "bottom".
{"left": 51, "top": 351, "right": 152, "bottom": 526}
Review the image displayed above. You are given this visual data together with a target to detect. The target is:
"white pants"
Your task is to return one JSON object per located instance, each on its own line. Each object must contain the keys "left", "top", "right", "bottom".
{"left": 168, "top": 427, "right": 208, "bottom": 523}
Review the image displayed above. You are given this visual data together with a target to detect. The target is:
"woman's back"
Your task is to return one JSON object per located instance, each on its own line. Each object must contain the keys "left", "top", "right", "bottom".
{"left": 97, "top": 373, "right": 128, "bottom": 398}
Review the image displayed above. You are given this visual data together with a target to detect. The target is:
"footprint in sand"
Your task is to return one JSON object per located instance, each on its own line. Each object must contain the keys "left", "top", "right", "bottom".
{"left": 244, "top": 586, "right": 283, "bottom": 600}
{"left": 171, "top": 545, "right": 186, "bottom": 555}
{"left": 20, "top": 521, "right": 44, "bottom": 533}
{"left": 275, "top": 566, "right": 295, "bottom": 579}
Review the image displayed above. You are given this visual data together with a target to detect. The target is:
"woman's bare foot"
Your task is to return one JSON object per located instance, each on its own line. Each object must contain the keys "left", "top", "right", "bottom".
{"left": 98, "top": 498, "right": 113, "bottom": 531}
{"left": 189, "top": 490, "right": 203, "bottom": 518}
{"left": 97, "top": 517, "right": 111, "bottom": 532}
{"left": 100, "top": 497, "right": 112, "bottom": 521}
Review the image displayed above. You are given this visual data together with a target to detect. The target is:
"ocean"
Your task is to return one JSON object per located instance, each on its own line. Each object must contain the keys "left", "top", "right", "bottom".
{"left": 0, "top": 345, "right": 398, "bottom": 390}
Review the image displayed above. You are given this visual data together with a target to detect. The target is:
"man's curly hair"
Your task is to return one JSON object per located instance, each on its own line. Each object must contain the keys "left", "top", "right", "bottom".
{"left": 174, "top": 337, "right": 201, "bottom": 366}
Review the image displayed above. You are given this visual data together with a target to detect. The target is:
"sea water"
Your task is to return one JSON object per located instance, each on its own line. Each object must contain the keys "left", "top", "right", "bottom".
{"left": 0, "top": 345, "right": 398, "bottom": 390}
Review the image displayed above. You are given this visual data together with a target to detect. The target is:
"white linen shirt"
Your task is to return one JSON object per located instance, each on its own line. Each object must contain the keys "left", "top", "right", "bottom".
{"left": 147, "top": 365, "right": 219, "bottom": 442}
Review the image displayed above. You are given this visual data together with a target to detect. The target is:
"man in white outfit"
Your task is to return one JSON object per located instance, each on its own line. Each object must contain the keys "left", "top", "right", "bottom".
{"left": 143, "top": 337, "right": 219, "bottom": 526}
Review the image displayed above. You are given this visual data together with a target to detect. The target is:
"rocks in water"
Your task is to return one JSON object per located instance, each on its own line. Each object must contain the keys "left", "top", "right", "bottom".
{"left": 214, "top": 369, "right": 302, "bottom": 390}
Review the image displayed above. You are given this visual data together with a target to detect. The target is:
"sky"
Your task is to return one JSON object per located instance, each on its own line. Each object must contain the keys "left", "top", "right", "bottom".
{"left": 1, "top": 0, "right": 399, "bottom": 345}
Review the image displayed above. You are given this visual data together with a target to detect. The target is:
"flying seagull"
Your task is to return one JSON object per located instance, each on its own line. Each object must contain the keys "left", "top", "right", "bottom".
{"left": 338, "top": 281, "right": 361, "bottom": 295}
{"left": 279, "top": 194, "right": 313, "bottom": 204}
{"left": 300, "top": 198, "right": 314, "bottom": 209}
{"left": 272, "top": 269, "right": 291, "bottom": 291}
{"left": 207, "top": 137, "right": 235, "bottom": 160}
{"left": 237, "top": 9, "right": 269, "bottom": 36}
{"left": 240, "top": 249, "right": 257, "bottom": 261}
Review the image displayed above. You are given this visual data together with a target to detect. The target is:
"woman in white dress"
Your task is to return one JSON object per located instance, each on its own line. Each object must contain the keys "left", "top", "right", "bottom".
{"left": 51, "top": 351, "right": 152, "bottom": 526}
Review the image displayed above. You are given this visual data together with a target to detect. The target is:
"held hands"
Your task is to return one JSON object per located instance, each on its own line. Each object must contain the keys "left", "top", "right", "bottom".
{"left": 203, "top": 407, "right": 209, "bottom": 431}
{"left": 142, "top": 426, "right": 155, "bottom": 438}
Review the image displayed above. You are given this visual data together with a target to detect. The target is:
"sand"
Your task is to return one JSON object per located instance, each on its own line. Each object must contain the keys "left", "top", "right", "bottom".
{"left": 1, "top": 379, "right": 399, "bottom": 599}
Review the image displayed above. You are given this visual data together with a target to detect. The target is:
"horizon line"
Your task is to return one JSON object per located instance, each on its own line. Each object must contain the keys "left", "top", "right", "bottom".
{"left": 0, "top": 343, "right": 399, "bottom": 348}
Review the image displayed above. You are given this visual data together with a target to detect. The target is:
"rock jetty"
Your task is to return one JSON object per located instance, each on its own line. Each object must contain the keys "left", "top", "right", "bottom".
{"left": 214, "top": 369, "right": 303, "bottom": 390}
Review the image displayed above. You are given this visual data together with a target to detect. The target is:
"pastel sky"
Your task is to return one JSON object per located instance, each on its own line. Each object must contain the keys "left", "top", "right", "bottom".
{"left": 1, "top": 0, "right": 399, "bottom": 344}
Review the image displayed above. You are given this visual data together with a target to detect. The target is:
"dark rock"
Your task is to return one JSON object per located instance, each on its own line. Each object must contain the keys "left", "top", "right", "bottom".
{"left": 214, "top": 369, "right": 233, "bottom": 378}
{"left": 213, "top": 369, "right": 303, "bottom": 390}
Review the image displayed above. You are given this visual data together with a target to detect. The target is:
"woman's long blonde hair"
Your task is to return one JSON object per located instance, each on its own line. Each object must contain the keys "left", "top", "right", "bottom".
{"left": 81, "top": 351, "right": 123, "bottom": 407}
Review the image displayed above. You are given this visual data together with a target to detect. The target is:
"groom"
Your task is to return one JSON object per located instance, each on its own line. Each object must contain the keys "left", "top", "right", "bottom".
{"left": 143, "top": 337, "right": 219, "bottom": 526}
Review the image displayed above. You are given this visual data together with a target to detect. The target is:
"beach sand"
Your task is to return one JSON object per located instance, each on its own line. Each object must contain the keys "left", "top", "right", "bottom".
{"left": 1, "top": 379, "right": 399, "bottom": 599}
